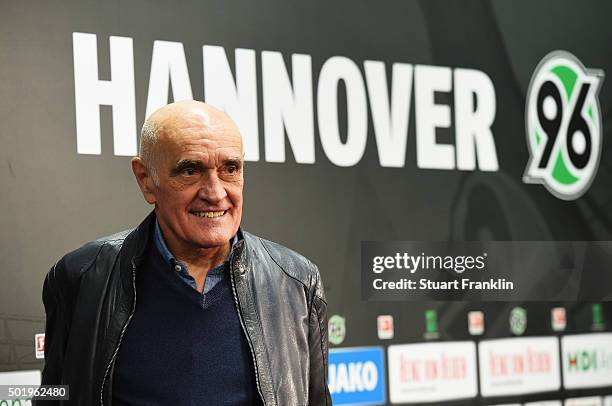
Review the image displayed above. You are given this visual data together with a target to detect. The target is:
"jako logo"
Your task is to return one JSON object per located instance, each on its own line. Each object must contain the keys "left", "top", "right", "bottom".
{"left": 524, "top": 51, "right": 604, "bottom": 200}
{"left": 328, "top": 347, "right": 385, "bottom": 405}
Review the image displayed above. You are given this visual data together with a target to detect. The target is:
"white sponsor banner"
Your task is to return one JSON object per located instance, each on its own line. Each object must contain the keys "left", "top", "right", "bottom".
{"left": 490, "top": 404, "right": 521, "bottom": 406}
{"left": 565, "top": 397, "right": 603, "bottom": 406}
{"left": 388, "top": 341, "right": 477, "bottom": 403}
{"left": 0, "top": 370, "right": 41, "bottom": 385}
{"left": 562, "top": 333, "right": 612, "bottom": 389}
{"left": 478, "top": 336, "right": 561, "bottom": 397}
{"left": 0, "top": 399, "right": 33, "bottom": 406}
{"left": 0, "top": 370, "right": 40, "bottom": 406}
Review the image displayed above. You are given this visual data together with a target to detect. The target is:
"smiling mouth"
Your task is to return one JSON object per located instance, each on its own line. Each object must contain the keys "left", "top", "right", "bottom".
{"left": 190, "top": 210, "right": 227, "bottom": 218}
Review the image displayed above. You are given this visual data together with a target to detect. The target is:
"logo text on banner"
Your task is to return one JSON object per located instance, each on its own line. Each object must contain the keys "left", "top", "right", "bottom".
{"left": 562, "top": 333, "right": 612, "bottom": 390}
{"left": 328, "top": 347, "right": 386, "bottom": 406}
{"left": 387, "top": 341, "right": 478, "bottom": 404}
{"left": 478, "top": 336, "right": 561, "bottom": 397}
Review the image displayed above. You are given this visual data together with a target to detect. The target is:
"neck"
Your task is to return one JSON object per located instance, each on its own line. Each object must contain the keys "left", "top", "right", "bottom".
{"left": 157, "top": 221, "right": 231, "bottom": 292}
{"left": 172, "top": 242, "right": 230, "bottom": 272}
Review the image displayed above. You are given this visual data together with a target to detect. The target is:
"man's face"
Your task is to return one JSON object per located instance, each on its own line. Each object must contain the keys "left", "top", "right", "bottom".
{"left": 147, "top": 110, "right": 244, "bottom": 251}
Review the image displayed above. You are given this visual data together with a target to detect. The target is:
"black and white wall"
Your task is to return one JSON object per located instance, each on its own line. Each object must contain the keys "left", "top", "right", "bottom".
{"left": 1, "top": 1, "right": 611, "bottom": 405}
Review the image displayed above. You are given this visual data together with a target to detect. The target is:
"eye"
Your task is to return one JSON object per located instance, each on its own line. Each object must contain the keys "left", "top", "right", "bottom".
{"left": 182, "top": 167, "right": 196, "bottom": 176}
{"left": 226, "top": 165, "right": 237, "bottom": 174}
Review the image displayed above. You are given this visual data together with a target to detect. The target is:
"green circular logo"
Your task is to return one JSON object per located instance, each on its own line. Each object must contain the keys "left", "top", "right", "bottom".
{"left": 328, "top": 314, "right": 346, "bottom": 345}
{"left": 524, "top": 51, "right": 604, "bottom": 200}
{"left": 510, "top": 306, "right": 527, "bottom": 336}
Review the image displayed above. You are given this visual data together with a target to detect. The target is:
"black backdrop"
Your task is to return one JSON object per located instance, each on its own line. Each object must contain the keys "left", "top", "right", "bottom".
{"left": 1, "top": 1, "right": 611, "bottom": 405}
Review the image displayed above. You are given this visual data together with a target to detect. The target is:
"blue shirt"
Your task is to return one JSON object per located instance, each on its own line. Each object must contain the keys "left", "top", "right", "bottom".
{"left": 153, "top": 220, "right": 237, "bottom": 295}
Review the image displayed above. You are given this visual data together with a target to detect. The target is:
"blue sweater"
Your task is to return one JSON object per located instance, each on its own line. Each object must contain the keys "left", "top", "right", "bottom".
{"left": 112, "top": 244, "right": 261, "bottom": 405}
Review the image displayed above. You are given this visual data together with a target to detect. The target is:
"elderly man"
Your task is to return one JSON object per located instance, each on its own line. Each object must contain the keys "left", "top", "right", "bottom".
{"left": 39, "top": 101, "right": 331, "bottom": 405}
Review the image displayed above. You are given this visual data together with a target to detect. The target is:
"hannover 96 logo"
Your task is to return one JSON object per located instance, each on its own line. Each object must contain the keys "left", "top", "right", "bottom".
{"left": 524, "top": 51, "right": 604, "bottom": 200}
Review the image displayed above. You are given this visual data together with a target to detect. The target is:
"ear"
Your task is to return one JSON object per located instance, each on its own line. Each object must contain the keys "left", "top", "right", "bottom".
{"left": 131, "top": 157, "right": 157, "bottom": 204}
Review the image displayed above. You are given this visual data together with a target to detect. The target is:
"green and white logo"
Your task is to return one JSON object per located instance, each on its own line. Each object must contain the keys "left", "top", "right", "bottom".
{"left": 524, "top": 51, "right": 604, "bottom": 200}
{"left": 509, "top": 306, "right": 527, "bottom": 336}
{"left": 328, "top": 314, "right": 346, "bottom": 345}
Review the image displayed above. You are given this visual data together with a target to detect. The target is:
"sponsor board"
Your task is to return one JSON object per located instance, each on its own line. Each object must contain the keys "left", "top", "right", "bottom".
{"left": 388, "top": 341, "right": 477, "bottom": 403}
{"left": 328, "top": 347, "right": 385, "bottom": 405}
{"left": 468, "top": 310, "right": 485, "bottom": 336}
{"left": 551, "top": 308, "right": 567, "bottom": 332}
{"left": 377, "top": 315, "right": 394, "bottom": 340}
{"left": 478, "top": 336, "right": 561, "bottom": 397}
{"left": 35, "top": 333, "right": 45, "bottom": 360}
{"left": 0, "top": 370, "right": 41, "bottom": 385}
{"left": 591, "top": 304, "right": 605, "bottom": 331}
{"left": 329, "top": 315, "right": 346, "bottom": 345}
{"left": 564, "top": 397, "right": 603, "bottom": 406}
{"left": 491, "top": 404, "right": 521, "bottom": 406}
{"left": 561, "top": 333, "right": 612, "bottom": 389}
{"left": 424, "top": 309, "right": 439, "bottom": 340}
{"left": 0, "top": 370, "right": 41, "bottom": 405}
{"left": 510, "top": 307, "right": 527, "bottom": 336}
{"left": 0, "top": 399, "right": 33, "bottom": 406}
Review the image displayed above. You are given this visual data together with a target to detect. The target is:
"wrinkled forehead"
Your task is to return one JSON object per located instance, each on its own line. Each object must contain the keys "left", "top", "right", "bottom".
{"left": 157, "top": 112, "right": 244, "bottom": 159}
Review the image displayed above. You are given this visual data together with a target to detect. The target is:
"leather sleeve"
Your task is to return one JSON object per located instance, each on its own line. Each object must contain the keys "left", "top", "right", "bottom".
{"left": 36, "top": 263, "right": 70, "bottom": 405}
{"left": 307, "top": 266, "right": 332, "bottom": 406}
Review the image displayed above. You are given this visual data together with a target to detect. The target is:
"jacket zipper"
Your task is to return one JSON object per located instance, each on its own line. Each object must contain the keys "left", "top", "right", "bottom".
{"left": 99, "top": 260, "right": 137, "bottom": 406}
{"left": 97, "top": 252, "right": 265, "bottom": 405}
{"left": 229, "top": 249, "right": 267, "bottom": 405}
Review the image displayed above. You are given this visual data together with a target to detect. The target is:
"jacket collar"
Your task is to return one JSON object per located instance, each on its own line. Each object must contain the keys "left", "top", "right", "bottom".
{"left": 122, "top": 210, "right": 156, "bottom": 269}
{"left": 120, "top": 210, "right": 249, "bottom": 277}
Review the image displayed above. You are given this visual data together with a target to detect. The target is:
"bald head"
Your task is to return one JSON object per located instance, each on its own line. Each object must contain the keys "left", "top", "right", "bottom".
{"left": 139, "top": 100, "right": 242, "bottom": 184}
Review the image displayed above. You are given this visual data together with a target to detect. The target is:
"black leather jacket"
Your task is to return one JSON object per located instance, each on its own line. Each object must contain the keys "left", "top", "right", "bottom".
{"left": 39, "top": 212, "right": 332, "bottom": 405}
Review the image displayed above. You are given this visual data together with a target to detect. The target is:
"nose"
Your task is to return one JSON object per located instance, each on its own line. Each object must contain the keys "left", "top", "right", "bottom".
{"left": 197, "top": 171, "right": 228, "bottom": 204}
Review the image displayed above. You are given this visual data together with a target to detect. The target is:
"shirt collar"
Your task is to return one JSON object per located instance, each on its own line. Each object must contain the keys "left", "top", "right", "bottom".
{"left": 153, "top": 220, "right": 238, "bottom": 270}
